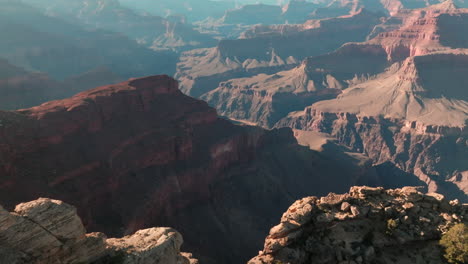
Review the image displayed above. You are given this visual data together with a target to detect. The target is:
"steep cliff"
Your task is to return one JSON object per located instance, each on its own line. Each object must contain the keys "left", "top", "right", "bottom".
{"left": 176, "top": 9, "right": 382, "bottom": 97}
{"left": 278, "top": 53, "right": 468, "bottom": 201}
{"left": 201, "top": 43, "right": 390, "bottom": 127}
{"left": 201, "top": 1, "right": 468, "bottom": 128}
{"left": 0, "top": 198, "right": 197, "bottom": 264}
{"left": 199, "top": 3, "right": 468, "bottom": 200}
{"left": 0, "top": 75, "right": 393, "bottom": 263}
{"left": 249, "top": 186, "right": 467, "bottom": 264}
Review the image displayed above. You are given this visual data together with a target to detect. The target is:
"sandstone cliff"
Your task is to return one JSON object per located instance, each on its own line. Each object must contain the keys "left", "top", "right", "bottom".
{"left": 0, "top": 75, "right": 392, "bottom": 263}
{"left": 0, "top": 198, "right": 197, "bottom": 264}
{"left": 249, "top": 186, "right": 467, "bottom": 264}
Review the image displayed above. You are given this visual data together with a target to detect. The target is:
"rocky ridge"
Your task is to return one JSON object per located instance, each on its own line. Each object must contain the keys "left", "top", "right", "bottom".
{"left": 249, "top": 186, "right": 467, "bottom": 264}
{"left": 0, "top": 198, "right": 197, "bottom": 264}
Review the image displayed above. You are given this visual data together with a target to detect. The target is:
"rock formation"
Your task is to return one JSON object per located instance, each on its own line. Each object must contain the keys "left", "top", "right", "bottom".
{"left": 277, "top": 3, "right": 468, "bottom": 201}
{"left": 313, "top": 0, "right": 468, "bottom": 18}
{"left": 176, "top": 9, "right": 382, "bottom": 97}
{"left": 201, "top": 43, "right": 390, "bottom": 127}
{"left": 278, "top": 53, "right": 468, "bottom": 201}
{"left": 249, "top": 186, "right": 467, "bottom": 264}
{"left": 0, "top": 198, "right": 197, "bottom": 264}
{"left": 199, "top": 3, "right": 468, "bottom": 201}
{"left": 0, "top": 75, "right": 399, "bottom": 264}
{"left": 203, "top": 1, "right": 468, "bottom": 128}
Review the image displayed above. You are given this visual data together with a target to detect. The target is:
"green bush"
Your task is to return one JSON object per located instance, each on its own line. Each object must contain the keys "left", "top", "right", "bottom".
{"left": 440, "top": 223, "right": 468, "bottom": 264}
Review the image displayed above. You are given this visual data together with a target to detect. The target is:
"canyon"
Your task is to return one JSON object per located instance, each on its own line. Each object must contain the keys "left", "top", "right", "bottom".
{"left": 0, "top": 75, "right": 414, "bottom": 263}
{"left": 176, "top": 9, "right": 382, "bottom": 97}
{"left": 0, "top": 1, "right": 467, "bottom": 263}
{"left": 201, "top": 2, "right": 468, "bottom": 201}
{"left": 20, "top": 0, "right": 216, "bottom": 52}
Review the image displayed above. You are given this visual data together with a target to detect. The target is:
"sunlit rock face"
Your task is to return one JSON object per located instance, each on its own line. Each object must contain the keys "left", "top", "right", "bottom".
{"left": 249, "top": 186, "right": 467, "bottom": 264}
{"left": 0, "top": 198, "right": 197, "bottom": 264}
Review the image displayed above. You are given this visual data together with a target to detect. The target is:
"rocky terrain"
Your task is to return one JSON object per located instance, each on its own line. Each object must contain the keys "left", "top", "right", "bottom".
{"left": 249, "top": 186, "right": 467, "bottom": 264}
{"left": 20, "top": 0, "right": 216, "bottom": 52}
{"left": 202, "top": 43, "right": 390, "bottom": 127}
{"left": 204, "top": 1, "right": 468, "bottom": 127}
{"left": 176, "top": 9, "right": 382, "bottom": 97}
{"left": 199, "top": 2, "right": 468, "bottom": 201}
{"left": 313, "top": 0, "right": 468, "bottom": 18}
{"left": 0, "top": 75, "right": 410, "bottom": 263}
{"left": 0, "top": 198, "right": 197, "bottom": 264}
{"left": 277, "top": 2, "right": 468, "bottom": 201}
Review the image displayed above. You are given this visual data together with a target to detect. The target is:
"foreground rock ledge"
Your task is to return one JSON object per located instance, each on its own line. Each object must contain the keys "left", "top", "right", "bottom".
{"left": 0, "top": 198, "right": 198, "bottom": 264}
{"left": 249, "top": 186, "right": 467, "bottom": 264}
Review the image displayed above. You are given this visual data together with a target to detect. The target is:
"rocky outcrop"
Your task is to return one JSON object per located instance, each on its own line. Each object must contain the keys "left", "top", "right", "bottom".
{"left": 0, "top": 198, "right": 196, "bottom": 264}
{"left": 249, "top": 186, "right": 467, "bottom": 264}
{"left": 176, "top": 9, "right": 382, "bottom": 97}
{"left": 0, "top": 75, "right": 397, "bottom": 264}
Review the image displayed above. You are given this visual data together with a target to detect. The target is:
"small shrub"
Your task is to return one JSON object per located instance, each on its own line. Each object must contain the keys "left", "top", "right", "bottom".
{"left": 386, "top": 219, "right": 398, "bottom": 235}
{"left": 440, "top": 223, "right": 468, "bottom": 264}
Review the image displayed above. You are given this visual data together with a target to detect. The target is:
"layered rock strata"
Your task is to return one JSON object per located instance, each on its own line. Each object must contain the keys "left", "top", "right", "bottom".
{"left": 176, "top": 9, "right": 382, "bottom": 97}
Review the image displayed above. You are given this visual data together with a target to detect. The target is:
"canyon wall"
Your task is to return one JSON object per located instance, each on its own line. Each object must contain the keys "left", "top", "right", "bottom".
{"left": 0, "top": 75, "right": 387, "bottom": 264}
